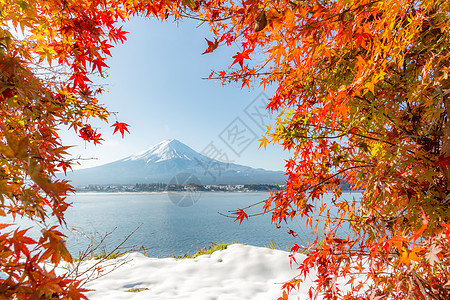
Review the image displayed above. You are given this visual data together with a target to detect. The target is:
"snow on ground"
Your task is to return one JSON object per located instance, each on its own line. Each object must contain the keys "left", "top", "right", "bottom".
{"left": 81, "top": 244, "right": 316, "bottom": 300}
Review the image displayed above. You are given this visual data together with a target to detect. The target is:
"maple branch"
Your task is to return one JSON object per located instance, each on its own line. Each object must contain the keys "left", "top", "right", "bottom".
{"left": 350, "top": 132, "right": 398, "bottom": 147}
{"left": 203, "top": 70, "right": 277, "bottom": 81}
{"left": 179, "top": 11, "right": 233, "bottom": 23}
{"left": 67, "top": 224, "right": 143, "bottom": 286}
{"left": 294, "top": 132, "right": 348, "bottom": 140}
{"left": 220, "top": 165, "right": 372, "bottom": 219}
{"left": 354, "top": 95, "right": 402, "bottom": 130}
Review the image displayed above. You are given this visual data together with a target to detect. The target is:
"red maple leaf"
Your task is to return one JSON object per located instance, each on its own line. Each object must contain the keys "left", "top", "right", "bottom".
{"left": 435, "top": 155, "right": 450, "bottom": 169}
{"left": 100, "top": 40, "right": 113, "bottom": 56}
{"left": 91, "top": 131, "right": 103, "bottom": 145}
{"left": 92, "top": 58, "right": 108, "bottom": 76}
{"left": 79, "top": 124, "right": 103, "bottom": 145}
{"left": 69, "top": 72, "right": 91, "bottom": 88}
{"left": 210, "top": 9, "right": 220, "bottom": 20}
{"left": 233, "top": 209, "right": 248, "bottom": 224}
{"left": 111, "top": 121, "right": 130, "bottom": 138}
{"left": 109, "top": 26, "right": 128, "bottom": 43}
{"left": 57, "top": 161, "right": 72, "bottom": 176}
{"left": 231, "top": 50, "right": 251, "bottom": 68}
{"left": 79, "top": 125, "right": 94, "bottom": 140}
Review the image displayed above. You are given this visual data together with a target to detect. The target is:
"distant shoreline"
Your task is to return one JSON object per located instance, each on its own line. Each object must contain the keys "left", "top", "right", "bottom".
{"left": 73, "top": 183, "right": 287, "bottom": 193}
{"left": 71, "top": 189, "right": 357, "bottom": 196}
{"left": 70, "top": 190, "right": 275, "bottom": 196}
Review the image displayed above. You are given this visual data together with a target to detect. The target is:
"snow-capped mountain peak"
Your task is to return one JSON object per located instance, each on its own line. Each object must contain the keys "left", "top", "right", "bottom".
{"left": 62, "top": 139, "right": 285, "bottom": 185}
{"left": 125, "top": 139, "right": 205, "bottom": 164}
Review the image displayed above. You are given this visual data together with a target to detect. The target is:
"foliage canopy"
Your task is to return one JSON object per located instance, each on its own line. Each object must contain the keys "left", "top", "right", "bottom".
{"left": 199, "top": 0, "right": 450, "bottom": 298}
{"left": 0, "top": 0, "right": 185, "bottom": 298}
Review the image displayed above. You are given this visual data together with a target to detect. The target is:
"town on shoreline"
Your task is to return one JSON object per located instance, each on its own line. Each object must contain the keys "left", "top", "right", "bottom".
{"left": 74, "top": 180, "right": 354, "bottom": 193}
{"left": 75, "top": 183, "right": 286, "bottom": 193}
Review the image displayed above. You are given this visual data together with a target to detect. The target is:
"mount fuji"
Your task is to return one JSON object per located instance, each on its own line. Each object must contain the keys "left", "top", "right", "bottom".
{"left": 62, "top": 139, "right": 286, "bottom": 186}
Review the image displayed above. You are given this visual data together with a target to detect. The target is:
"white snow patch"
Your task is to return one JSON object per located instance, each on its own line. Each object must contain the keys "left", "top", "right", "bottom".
{"left": 80, "top": 244, "right": 315, "bottom": 300}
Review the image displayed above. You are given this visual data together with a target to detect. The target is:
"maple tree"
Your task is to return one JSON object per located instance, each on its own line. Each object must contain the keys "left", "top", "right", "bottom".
{"left": 192, "top": 0, "right": 450, "bottom": 298}
{"left": 0, "top": 0, "right": 194, "bottom": 298}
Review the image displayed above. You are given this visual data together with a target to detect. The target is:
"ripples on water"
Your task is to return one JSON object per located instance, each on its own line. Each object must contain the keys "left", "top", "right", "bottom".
{"left": 6, "top": 192, "right": 359, "bottom": 257}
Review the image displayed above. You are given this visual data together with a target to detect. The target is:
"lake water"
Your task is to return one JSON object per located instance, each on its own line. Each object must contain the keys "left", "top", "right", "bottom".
{"left": 8, "top": 192, "right": 358, "bottom": 258}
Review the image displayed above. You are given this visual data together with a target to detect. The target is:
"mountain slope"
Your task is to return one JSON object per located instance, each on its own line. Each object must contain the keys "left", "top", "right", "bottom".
{"left": 62, "top": 139, "right": 286, "bottom": 186}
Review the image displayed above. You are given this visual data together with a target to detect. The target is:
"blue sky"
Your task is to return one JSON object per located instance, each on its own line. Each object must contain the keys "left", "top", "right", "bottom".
{"left": 60, "top": 16, "right": 289, "bottom": 171}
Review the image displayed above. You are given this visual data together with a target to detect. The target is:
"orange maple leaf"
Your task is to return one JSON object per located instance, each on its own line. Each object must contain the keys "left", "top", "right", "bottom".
{"left": 202, "top": 38, "right": 219, "bottom": 54}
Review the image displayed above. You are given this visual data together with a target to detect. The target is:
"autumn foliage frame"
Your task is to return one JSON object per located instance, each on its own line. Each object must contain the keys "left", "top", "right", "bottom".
{"left": 2, "top": 0, "right": 450, "bottom": 299}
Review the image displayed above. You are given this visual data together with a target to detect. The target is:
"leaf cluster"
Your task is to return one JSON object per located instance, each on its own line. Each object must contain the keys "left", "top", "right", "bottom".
{"left": 196, "top": 0, "right": 450, "bottom": 298}
{"left": 0, "top": 0, "right": 191, "bottom": 298}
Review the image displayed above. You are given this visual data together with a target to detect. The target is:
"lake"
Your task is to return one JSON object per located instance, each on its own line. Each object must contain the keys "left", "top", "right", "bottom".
{"left": 8, "top": 192, "right": 358, "bottom": 257}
